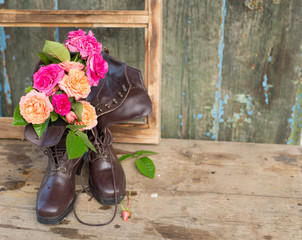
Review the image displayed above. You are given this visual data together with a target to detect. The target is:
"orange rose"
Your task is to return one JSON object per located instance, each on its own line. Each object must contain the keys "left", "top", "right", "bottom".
{"left": 59, "top": 60, "right": 85, "bottom": 72}
{"left": 58, "top": 69, "right": 91, "bottom": 100}
{"left": 19, "top": 90, "right": 53, "bottom": 124}
{"left": 75, "top": 101, "right": 97, "bottom": 130}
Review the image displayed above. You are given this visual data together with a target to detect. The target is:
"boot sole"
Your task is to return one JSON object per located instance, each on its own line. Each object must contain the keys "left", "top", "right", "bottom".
{"left": 36, "top": 197, "right": 75, "bottom": 225}
{"left": 89, "top": 181, "right": 125, "bottom": 205}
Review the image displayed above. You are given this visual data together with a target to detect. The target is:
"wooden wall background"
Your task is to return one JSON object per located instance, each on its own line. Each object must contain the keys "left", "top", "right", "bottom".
{"left": 0, "top": 0, "right": 301, "bottom": 144}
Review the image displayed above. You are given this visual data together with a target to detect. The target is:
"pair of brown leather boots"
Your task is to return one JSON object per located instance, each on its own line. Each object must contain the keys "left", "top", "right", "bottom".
{"left": 24, "top": 52, "right": 152, "bottom": 225}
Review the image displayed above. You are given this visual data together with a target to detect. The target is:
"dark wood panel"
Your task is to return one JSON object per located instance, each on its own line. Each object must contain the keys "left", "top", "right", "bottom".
{"left": 161, "top": 0, "right": 221, "bottom": 140}
{"left": 220, "top": 0, "right": 302, "bottom": 144}
{"left": 0, "top": 0, "right": 54, "bottom": 10}
{"left": 58, "top": 0, "right": 145, "bottom": 10}
{"left": 1, "top": 0, "right": 301, "bottom": 144}
{"left": 0, "top": 0, "right": 145, "bottom": 10}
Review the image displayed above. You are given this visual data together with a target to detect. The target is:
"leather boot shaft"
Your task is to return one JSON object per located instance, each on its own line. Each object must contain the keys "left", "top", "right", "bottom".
{"left": 36, "top": 129, "right": 82, "bottom": 224}
{"left": 88, "top": 128, "right": 125, "bottom": 205}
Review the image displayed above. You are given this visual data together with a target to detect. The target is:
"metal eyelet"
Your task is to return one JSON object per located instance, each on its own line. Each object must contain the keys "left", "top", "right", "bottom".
{"left": 112, "top": 98, "right": 117, "bottom": 104}
{"left": 118, "top": 92, "right": 123, "bottom": 98}
{"left": 97, "top": 108, "right": 102, "bottom": 112}
{"left": 105, "top": 104, "right": 110, "bottom": 109}
{"left": 122, "top": 84, "right": 127, "bottom": 92}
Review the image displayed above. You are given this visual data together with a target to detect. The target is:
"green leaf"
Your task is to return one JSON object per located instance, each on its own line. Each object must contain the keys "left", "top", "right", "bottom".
{"left": 12, "top": 104, "right": 28, "bottom": 126}
{"left": 66, "top": 124, "right": 87, "bottom": 131}
{"left": 71, "top": 102, "right": 83, "bottom": 121}
{"left": 37, "top": 52, "right": 50, "bottom": 65}
{"left": 50, "top": 111, "right": 59, "bottom": 122}
{"left": 119, "top": 153, "right": 135, "bottom": 162}
{"left": 68, "top": 97, "right": 75, "bottom": 103}
{"left": 78, "top": 58, "right": 85, "bottom": 64}
{"left": 75, "top": 131, "right": 97, "bottom": 153}
{"left": 135, "top": 150, "right": 158, "bottom": 157}
{"left": 55, "top": 90, "right": 64, "bottom": 95}
{"left": 60, "top": 115, "right": 68, "bottom": 123}
{"left": 33, "top": 118, "right": 50, "bottom": 138}
{"left": 45, "top": 54, "right": 61, "bottom": 64}
{"left": 135, "top": 156, "right": 155, "bottom": 179}
{"left": 25, "top": 86, "right": 34, "bottom": 93}
{"left": 66, "top": 131, "right": 86, "bottom": 160}
{"left": 42, "top": 40, "right": 70, "bottom": 62}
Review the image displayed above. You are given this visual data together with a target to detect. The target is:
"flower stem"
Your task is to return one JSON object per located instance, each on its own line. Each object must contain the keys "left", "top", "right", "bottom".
{"left": 74, "top": 52, "right": 80, "bottom": 62}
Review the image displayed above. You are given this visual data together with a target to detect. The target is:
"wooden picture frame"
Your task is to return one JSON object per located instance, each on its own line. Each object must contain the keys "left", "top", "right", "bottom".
{"left": 0, "top": 0, "right": 162, "bottom": 144}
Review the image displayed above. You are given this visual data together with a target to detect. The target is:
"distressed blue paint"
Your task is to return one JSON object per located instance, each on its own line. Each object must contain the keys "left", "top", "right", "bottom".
{"left": 197, "top": 113, "right": 203, "bottom": 119}
{"left": 55, "top": 28, "right": 60, "bottom": 42}
{"left": 180, "top": 121, "right": 183, "bottom": 127}
{"left": 268, "top": 56, "right": 272, "bottom": 63}
{"left": 178, "top": 114, "right": 182, "bottom": 119}
{"left": 0, "top": 0, "right": 4, "bottom": 4}
{"left": 3, "top": 67, "right": 11, "bottom": 104}
{"left": 193, "top": 114, "right": 196, "bottom": 119}
{"left": 262, "top": 74, "right": 270, "bottom": 104}
{"left": 211, "top": 0, "right": 227, "bottom": 141}
{"left": 12, "top": 56, "right": 15, "bottom": 61}
{"left": 227, "top": 117, "right": 234, "bottom": 123}
{"left": 182, "top": 92, "right": 186, "bottom": 96}
{"left": 0, "top": 27, "right": 9, "bottom": 52}
{"left": 287, "top": 92, "right": 302, "bottom": 145}
{"left": 246, "top": 95, "right": 254, "bottom": 115}
{"left": 54, "top": 0, "right": 60, "bottom": 42}
{"left": 206, "top": 132, "right": 210, "bottom": 137}
{"left": 161, "top": 125, "right": 164, "bottom": 131}
{"left": 168, "top": 77, "right": 171, "bottom": 81}
{"left": 54, "top": 0, "right": 58, "bottom": 10}
{"left": 0, "top": 27, "right": 12, "bottom": 116}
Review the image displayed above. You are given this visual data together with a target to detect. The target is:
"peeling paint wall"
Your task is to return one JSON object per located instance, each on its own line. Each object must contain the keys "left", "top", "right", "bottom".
{"left": 0, "top": 0, "right": 301, "bottom": 144}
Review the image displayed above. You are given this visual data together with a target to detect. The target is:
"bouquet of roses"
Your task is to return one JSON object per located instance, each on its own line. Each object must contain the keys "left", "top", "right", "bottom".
{"left": 12, "top": 29, "right": 108, "bottom": 160}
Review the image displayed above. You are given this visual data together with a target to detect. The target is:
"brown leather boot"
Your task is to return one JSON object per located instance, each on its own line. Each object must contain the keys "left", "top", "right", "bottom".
{"left": 24, "top": 124, "right": 83, "bottom": 225}
{"left": 88, "top": 127, "right": 125, "bottom": 205}
{"left": 36, "top": 144, "right": 82, "bottom": 224}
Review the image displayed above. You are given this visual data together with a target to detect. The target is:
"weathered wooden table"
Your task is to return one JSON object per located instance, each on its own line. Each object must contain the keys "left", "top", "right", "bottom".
{"left": 0, "top": 139, "right": 301, "bottom": 239}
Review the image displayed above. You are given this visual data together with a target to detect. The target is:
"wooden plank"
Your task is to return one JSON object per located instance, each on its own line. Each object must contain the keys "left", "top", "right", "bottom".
{"left": 219, "top": 0, "right": 302, "bottom": 144}
{"left": 0, "top": 139, "right": 301, "bottom": 239}
{"left": 0, "top": 117, "right": 24, "bottom": 139}
{"left": 160, "top": 0, "right": 222, "bottom": 140}
{"left": 146, "top": 0, "right": 162, "bottom": 143}
{"left": 0, "top": 9, "right": 149, "bottom": 27}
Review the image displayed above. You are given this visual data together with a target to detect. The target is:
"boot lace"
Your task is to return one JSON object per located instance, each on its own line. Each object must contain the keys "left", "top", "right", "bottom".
{"left": 92, "top": 128, "right": 113, "bottom": 162}
{"left": 73, "top": 127, "right": 118, "bottom": 226}
{"left": 44, "top": 145, "right": 67, "bottom": 173}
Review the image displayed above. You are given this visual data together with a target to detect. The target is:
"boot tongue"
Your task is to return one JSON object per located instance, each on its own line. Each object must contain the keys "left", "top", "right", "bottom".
{"left": 50, "top": 132, "right": 68, "bottom": 164}
{"left": 24, "top": 124, "right": 66, "bottom": 147}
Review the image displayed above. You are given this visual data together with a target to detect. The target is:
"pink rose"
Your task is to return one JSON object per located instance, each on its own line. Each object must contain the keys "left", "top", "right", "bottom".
{"left": 66, "top": 29, "right": 86, "bottom": 39}
{"left": 86, "top": 53, "right": 108, "bottom": 86}
{"left": 66, "top": 111, "right": 77, "bottom": 123}
{"left": 52, "top": 94, "right": 71, "bottom": 116}
{"left": 65, "top": 29, "right": 102, "bottom": 60}
{"left": 59, "top": 60, "right": 85, "bottom": 72}
{"left": 33, "top": 64, "right": 65, "bottom": 96}
{"left": 19, "top": 90, "right": 53, "bottom": 124}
